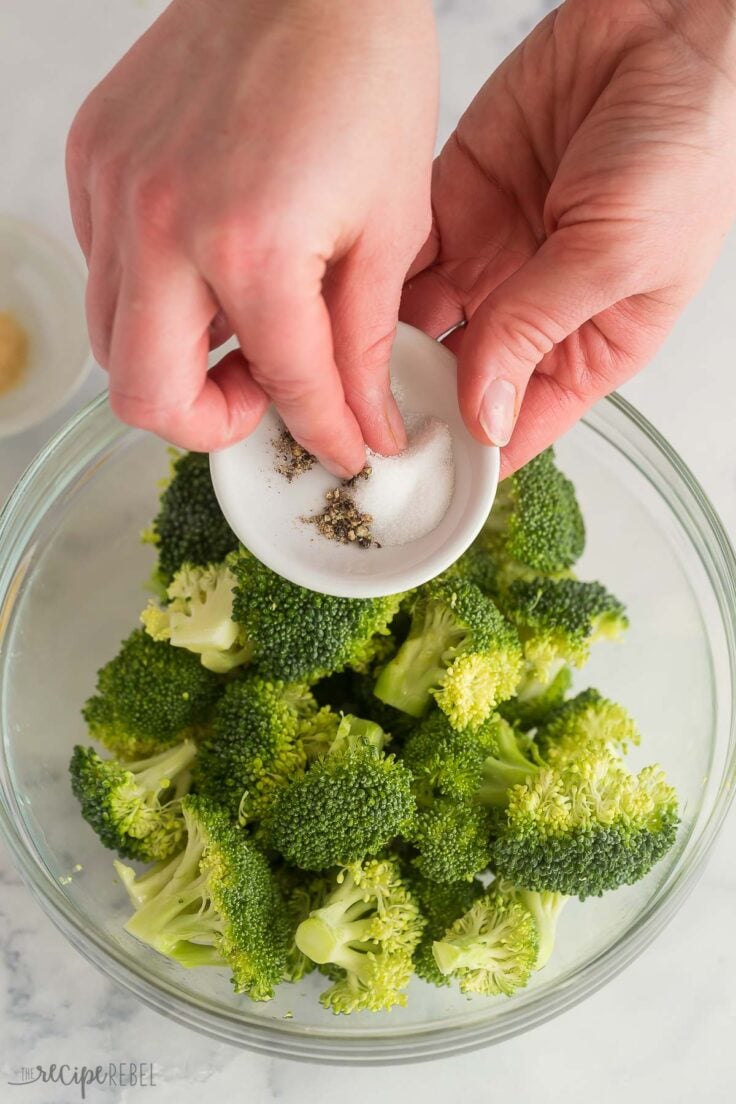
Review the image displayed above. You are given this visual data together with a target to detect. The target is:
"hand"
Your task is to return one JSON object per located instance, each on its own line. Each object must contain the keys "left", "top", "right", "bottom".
{"left": 403, "top": 0, "right": 736, "bottom": 476}
{"left": 66, "top": 0, "right": 438, "bottom": 476}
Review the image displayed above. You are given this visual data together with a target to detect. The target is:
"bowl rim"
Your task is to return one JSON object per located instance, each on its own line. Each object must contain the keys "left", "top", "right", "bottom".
{"left": 1, "top": 390, "right": 735, "bottom": 1063}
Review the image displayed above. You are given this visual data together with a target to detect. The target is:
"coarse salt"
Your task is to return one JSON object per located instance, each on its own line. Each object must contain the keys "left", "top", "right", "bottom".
{"left": 352, "top": 415, "right": 455, "bottom": 547}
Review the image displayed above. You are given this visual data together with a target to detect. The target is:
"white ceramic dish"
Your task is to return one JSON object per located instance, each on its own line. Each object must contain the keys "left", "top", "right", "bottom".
{"left": 210, "top": 323, "right": 499, "bottom": 598}
{"left": 0, "top": 215, "right": 89, "bottom": 439}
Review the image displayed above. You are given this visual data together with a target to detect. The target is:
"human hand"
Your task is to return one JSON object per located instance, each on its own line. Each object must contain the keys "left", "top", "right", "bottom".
{"left": 66, "top": 0, "right": 438, "bottom": 476}
{"left": 403, "top": 0, "right": 736, "bottom": 476}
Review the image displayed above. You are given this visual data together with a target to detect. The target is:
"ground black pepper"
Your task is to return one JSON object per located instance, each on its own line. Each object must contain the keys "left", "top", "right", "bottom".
{"left": 272, "top": 427, "right": 315, "bottom": 482}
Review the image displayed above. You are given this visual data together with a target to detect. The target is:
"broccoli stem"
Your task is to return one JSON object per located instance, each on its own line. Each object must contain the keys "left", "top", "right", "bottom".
{"left": 123, "top": 827, "right": 207, "bottom": 951}
{"left": 477, "top": 726, "right": 539, "bottom": 806}
{"left": 168, "top": 942, "right": 226, "bottom": 968}
{"left": 132, "top": 740, "right": 197, "bottom": 803}
{"left": 375, "top": 602, "right": 466, "bottom": 717}
{"left": 295, "top": 915, "right": 375, "bottom": 965}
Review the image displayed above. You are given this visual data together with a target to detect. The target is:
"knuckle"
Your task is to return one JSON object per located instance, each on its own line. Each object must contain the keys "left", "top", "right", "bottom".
{"left": 490, "top": 309, "right": 558, "bottom": 366}
{"left": 126, "top": 167, "right": 179, "bottom": 233}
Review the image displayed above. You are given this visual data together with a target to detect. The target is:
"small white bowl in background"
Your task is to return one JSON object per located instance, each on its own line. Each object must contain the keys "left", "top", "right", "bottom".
{"left": 0, "top": 215, "right": 89, "bottom": 439}
{"left": 210, "top": 322, "right": 499, "bottom": 598}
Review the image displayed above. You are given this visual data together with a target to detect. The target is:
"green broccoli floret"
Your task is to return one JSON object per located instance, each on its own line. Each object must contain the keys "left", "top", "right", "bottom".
{"left": 408, "top": 798, "right": 493, "bottom": 884}
{"left": 69, "top": 741, "right": 196, "bottom": 862}
{"left": 294, "top": 856, "right": 424, "bottom": 1013}
{"left": 401, "top": 710, "right": 502, "bottom": 803}
{"left": 313, "top": 669, "right": 418, "bottom": 743}
{"left": 273, "top": 865, "right": 331, "bottom": 983}
{"left": 142, "top": 562, "right": 252, "bottom": 674}
{"left": 407, "top": 871, "right": 485, "bottom": 987}
{"left": 299, "top": 710, "right": 391, "bottom": 763}
{"left": 479, "top": 724, "right": 679, "bottom": 898}
{"left": 263, "top": 738, "right": 415, "bottom": 871}
{"left": 374, "top": 579, "right": 522, "bottom": 730}
{"left": 535, "top": 688, "right": 640, "bottom": 761}
{"left": 484, "top": 447, "right": 585, "bottom": 579}
{"left": 228, "top": 549, "right": 402, "bottom": 683}
{"left": 194, "top": 676, "right": 313, "bottom": 822}
{"left": 498, "top": 664, "right": 573, "bottom": 729}
{"left": 432, "top": 888, "right": 539, "bottom": 996}
{"left": 501, "top": 577, "right": 628, "bottom": 681}
{"left": 82, "top": 629, "right": 223, "bottom": 759}
{"left": 116, "top": 795, "right": 289, "bottom": 1000}
{"left": 440, "top": 533, "right": 499, "bottom": 596}
{"left": 143, "top": 450, "right": 239, "bottom": 591}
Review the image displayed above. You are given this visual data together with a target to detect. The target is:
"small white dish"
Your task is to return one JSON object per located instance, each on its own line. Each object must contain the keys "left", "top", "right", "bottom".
{"left": 0, "top": 216, "right": 90, "bottom": 439}
{"left": 210, "top": 322, "right": 499, "bottom": 598}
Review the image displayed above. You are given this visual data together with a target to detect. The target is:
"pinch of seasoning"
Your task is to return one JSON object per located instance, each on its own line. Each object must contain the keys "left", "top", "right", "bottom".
{"left": 0, "top": 311, "right": 29, "bottom": 397}
{"left": 272, "top": 426, "right": 316, "bottom": 482}
{"left": 305, "top": 486, "right": 379, "bottom": 549}
{"left": 342, "top": 465, "right": 373, "bottom": 489}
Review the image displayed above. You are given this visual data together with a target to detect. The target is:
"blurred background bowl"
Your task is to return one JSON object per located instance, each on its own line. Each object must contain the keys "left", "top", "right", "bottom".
{"left": 0, "top": 392, "right": 734, "bottom": 1063}
{"left": 0, "top": 215, "right": 89, "bottom": 439}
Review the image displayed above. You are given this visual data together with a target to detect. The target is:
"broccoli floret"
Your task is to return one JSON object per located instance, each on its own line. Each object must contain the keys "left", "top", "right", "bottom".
{"left": 401, "top": 710, "right": 502, "bottom": 802}
{"left": 498, "top": 664, "right": 573, "bottom": 729}
{"left": 408, "top": 798, "right": 493, "bottom": 884}
{"left": 143, "top": 450, "right": 239, "bottom": 591}
{"left": 299, "top": 710, "right": 391, "bottom": 763}
{"left": 228, "top": 549, "right": 402, "bottom": 683}
{"left": 70, "top": 741, "right": 196, "bottom": 862}
{"left": 501, "top": 576, "right": 628, "bottom": 681}
{"left": 142, "top": 562, "right": 252, "bottom": 674}
{"left": 263, "top": 739, "right": 415, "bottom": 871}
{"left": 480, "top": 726, "right": 679, "bottom": 898}
{"left": 194, "top": 676, "right": 313, "bottom": 822}
{"left": 82, "top": 629, "right": 223, "bottom": 759}
{"left": 314, "top": 669, "right": 418, "bottom": 743}
{"left": 374, "top": 579, "right": 522, "bottom": 730}
{"left": 274, "top": 865, "right": 331, "bottom": 983}
{"left": 117, "top": 795, "right": 289, "bottom": 1000}
{"left": 484, "top": 447, "right": 585, "bottom": 579}
{"left": 407, "top": 871, "right": 485, "bottom": 987}
{"left": 432, "top": 888, "right": 539, "bottom": 996}
{"left": 294, "top": 856, "right": 424, "bottom": 1013}
{"left": 440, "top": 533, "right": 499, "bottom": 596}
{"left": 535, "top": 688, "right": 640, "bottom": 760}
{"left": 496, "top": 880, "right": 567, "bottom": 970}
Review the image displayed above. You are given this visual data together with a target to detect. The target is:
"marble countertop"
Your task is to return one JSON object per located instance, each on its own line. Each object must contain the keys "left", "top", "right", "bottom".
{"left": 1, "top": 2, "right": 735, "bottom": 1101}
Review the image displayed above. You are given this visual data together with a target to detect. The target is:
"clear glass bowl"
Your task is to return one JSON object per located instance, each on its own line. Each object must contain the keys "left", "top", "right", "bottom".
{"left": 0, "top": 394, "right": 735, "bottom": 1064}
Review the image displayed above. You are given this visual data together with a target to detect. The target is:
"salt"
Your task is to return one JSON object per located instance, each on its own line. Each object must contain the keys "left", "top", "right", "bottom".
{"left": 351, "top": 416, "right": 455, "bottom": 547}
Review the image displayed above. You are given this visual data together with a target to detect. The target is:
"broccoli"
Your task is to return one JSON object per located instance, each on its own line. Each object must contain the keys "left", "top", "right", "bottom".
{"left": 69, "top": 741, "right": 196, "bottom": 862}
{"left": 142, "top": 562, "right": 251, "bottom": 674}
{"left": 374, "top": 578, "right": 522, "bottom": 730}
{"left": 408, "top": 798, "right": 493, "bottom": 884}
{"left": 496, "top": 880, "right": 567, "bottom": 970}
{"left": 401, "top": 710, "right": 502, "bottom": 803}
{"left": 228, "top": 549, "right": 402, "bottom": 683}
{"left": 407, "top": 871, "right": 485, "bottom": 987}
{"left": 501, "top": 577, "right": 628, "bottom": 681}
{"left": 273, "top": 866, "right": 331, "bottom": 983}
{"left": 143, "top": 450, "right": 239, "bottom": 591}
{"left": 263, "top": 738, "right": 415, "bottom": 871}
{"left": 432, "top": 888, "right": 539, "bottom": 996}
{"left": 294, "top": 856, "right": 424, "bottom": 1013}
{"left": 117, "top": 795, "right": 289, "bottom": 1000}
{"left": 299, "top": 710, "right": 391, "bottom": 762}
{"left": 82, "top": 629, "right": 223, "bottom": 759}
{"left": 313, "top": 669, "right": 418, "bottom": 743}
{"left": 440, "top": 533, "right": 499, "bottom": 596}
{"left": 498, "top": 664, "right": 573, "bottom": 729}
{"left": 194, "top": 676, "right": 313, "bottom": 823}
{"left": 484, "top": 447, "right": 585, "bottom": 579}
{"left": 535, "top": 688, "right": 640, "bottom": 760}
{"left": 479, "top": 723, "right": 679, "bottom": 897}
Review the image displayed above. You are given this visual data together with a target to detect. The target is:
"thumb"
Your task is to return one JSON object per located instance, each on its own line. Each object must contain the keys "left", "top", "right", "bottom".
{"left": 458, "top": 228, "right": 635, "bottom": 447}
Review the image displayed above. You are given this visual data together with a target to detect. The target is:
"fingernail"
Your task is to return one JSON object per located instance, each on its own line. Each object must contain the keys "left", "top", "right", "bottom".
{"left": 479, "top": 379, "right": 517, "bottom": 446}
{"left": 385, "top": 395, "right": 407, "bottom": 452}
{"left": 317, "top": 455, "right": 362, "bottom": 480}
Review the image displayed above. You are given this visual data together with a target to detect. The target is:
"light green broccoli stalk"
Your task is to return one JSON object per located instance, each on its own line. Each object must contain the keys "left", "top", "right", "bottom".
{"left": 407, "top": 871, "right": 485, "bottom": 987}
{"left": 374, "top": 579, "right": 522, "bottom": 730}
{"left": 69, "top": 741, "right": 196, "bottom": 862}
{"left": 432, "top": 889, "right": 539, "bottom": 996}
{"left": 295, "top": 856, "right": 424, "bottom": 1013}
{"left": 498, "top": 663, "right": 573, "bottom": 729}
{"left": 116, "top": 795, "right": 290, "bottom": 1001}
{"left": 142, "top": 562, "right": 252, "bottom": 674}
{"left": 496, "top": 880, "right": 568, "bottom": 970}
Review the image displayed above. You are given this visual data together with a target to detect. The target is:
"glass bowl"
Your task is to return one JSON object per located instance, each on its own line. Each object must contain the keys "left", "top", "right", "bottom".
{"left": 0, "top": 394, "right": 735, "bottom": 1064}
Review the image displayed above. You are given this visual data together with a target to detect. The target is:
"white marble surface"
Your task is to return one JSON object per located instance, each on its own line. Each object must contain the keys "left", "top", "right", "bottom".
{"left": 1, "top": 1, "right": 735, "bottom": 1101}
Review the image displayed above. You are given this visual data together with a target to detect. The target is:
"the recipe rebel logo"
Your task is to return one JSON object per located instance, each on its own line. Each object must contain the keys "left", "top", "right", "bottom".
{"left": 6, "top": 1062, "right": 157, "bottom": 1099}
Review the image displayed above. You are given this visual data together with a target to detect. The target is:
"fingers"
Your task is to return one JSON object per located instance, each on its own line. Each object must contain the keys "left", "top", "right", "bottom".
{"left": 107, "top": 259, "right": 268, "bottom": 451}
{"left": 456, "top": 228, "right": 635, "bottom": 448}
{"left": 323, "top": 250, "right": 408, "bottom": 456}
{"left": 211, "top": 252, "right": 366, "bottom": 478}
